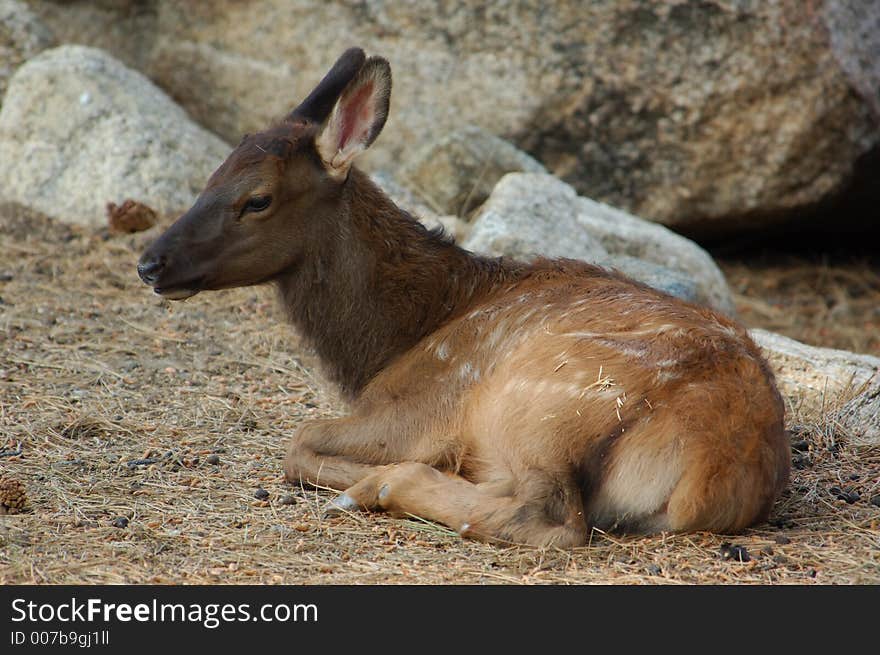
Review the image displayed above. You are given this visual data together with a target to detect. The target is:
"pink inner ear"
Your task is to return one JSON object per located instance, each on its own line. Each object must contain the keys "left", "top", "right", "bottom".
{"left": 338, "top": 81, "right": 375, "bottom": 151}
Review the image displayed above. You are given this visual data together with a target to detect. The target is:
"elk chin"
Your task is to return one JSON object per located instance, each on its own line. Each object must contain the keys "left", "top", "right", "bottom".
{"left": 154, "top": 287, "right": 200, "bottom": 301}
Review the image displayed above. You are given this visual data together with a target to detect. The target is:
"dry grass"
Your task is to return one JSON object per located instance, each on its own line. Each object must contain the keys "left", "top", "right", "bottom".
{"left": 720, "top": 254, "right": 880, "bottom": 357}
{"left": 1, "top": 205, "right": 878, "bottom": 585}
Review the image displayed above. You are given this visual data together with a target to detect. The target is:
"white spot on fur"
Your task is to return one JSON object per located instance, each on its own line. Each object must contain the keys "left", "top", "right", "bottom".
{"left": 655, "top": 370, "right": 681, "bottom": 383}
{"left": 459, "top": 362, "right": 480, "bottom": 383}
{"left": 435, "top": 342, "right": 449, "bottom": 361}
{"left": 487, "top": 325, "right": 505, "bottom": 348}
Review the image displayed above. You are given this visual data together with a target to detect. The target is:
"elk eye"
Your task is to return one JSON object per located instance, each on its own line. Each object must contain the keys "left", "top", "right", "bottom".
{"left": 243, "top": 195, "right": 272, "bottom": 214}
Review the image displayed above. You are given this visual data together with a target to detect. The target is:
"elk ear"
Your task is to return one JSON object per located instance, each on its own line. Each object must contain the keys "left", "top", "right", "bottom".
{"left": 289, "top": 48, "right": 366, "bottom": 124}
{"left": 314, "top": 56, "right": 391, "bottom": 179}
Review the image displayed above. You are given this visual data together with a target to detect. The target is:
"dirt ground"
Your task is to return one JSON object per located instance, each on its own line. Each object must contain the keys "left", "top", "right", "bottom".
{"left": 1, "top": 204, "right": 878, "bottom": 585}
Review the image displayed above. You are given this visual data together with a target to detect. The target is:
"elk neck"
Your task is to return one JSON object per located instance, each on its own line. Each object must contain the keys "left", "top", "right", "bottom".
{"left": 274, "top": 168, "right": 525, "bottom": 398}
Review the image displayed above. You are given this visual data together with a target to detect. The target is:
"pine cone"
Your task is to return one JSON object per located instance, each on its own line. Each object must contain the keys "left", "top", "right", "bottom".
{"left": 107, "top": 199, "right": 157, "bottom": 234}
{"left": 0, "top": 477, "right": 28, "bottom": 515}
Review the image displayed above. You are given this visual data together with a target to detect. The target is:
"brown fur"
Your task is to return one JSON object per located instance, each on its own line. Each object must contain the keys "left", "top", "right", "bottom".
{"left": 138, "top": 49, "right": 790, "bottom": 547}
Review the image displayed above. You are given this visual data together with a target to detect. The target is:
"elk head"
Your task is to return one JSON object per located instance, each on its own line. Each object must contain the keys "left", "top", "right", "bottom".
{"left": 137, "top": 47, "right": 391, "bottom": 300}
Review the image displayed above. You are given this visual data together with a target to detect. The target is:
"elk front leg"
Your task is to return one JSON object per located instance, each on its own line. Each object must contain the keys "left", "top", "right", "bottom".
{"left": 333, "top": 462, "right": 589, "bottom": 548}
{"left": 283, "top": 414, "right": 451, "bottom": 493}
{"left": 283, "top": 417, "right": 391, "bottom": 491}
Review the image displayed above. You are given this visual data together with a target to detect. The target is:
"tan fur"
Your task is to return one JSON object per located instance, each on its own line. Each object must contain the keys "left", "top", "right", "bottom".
{"left": 138, "top": 49, "right": 790, "bottom": 547}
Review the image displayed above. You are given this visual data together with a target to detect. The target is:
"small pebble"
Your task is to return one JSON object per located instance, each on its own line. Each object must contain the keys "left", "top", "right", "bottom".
{"left": 774, "top": 534, "right": 791, "bottom": 545}
{"left": 719, "top": 542, "right": 750, "bottom": 562}
{"left": 111, "top": 516, "right": 129, "bottom": 529}
{"left": 279, "top": 494, "right": 297, "bottom": 506}
{"left": 205, "top": 454, "right": 221, "bottom": 465}
{"left": 830, "top": 486, "right": 860, "bottom": 504}
{"left": 646, "top": 564, "right": 662, "bottom": 576}
{"left": 254, "top": 488, "right": 270, "bottom": 500}
{"left": 790, "top": 440, "right": 809, "bottom": 452}
{"left": 126, "top": 457, "right": 159, "bottom": 469}
{"left": 870, "top": 495, "right": 880, "bottom": 508}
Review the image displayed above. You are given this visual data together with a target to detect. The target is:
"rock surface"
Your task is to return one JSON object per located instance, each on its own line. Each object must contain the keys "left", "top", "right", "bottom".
{"left": 0, "top": 0, "right": 54, "bottom": 104}
{"left": 751, "top": 329, "right": 880, "bottom": 446}
{"left": 462, "top": 173, "right": 609, "bottom": 265}
{"left": 30, "top": 0, "right": 877, "bottom": 235}
{"left": 27, "top": 0, "right": 157, "bottom": 72}
{"left": 823, "top": 0, "right": 880, "bottom": 119}
{"left": 0, "top": 45, "right": 229, "bottom": 228}
{"left": 400, "top": 125, "right": 546, "bottom": 217}
{"left": 573, "top": 194, "right": 734, "bottom": 314}
{"left": 602, "top": 255, "right": 704, "bottom": 308}
{"left": 463, "top": 173, "right": 735, "bottom": 313}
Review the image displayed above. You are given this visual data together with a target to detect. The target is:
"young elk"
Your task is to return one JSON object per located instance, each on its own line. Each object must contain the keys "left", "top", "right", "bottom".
{"left": 138, "top": 48, "right": 789, "bottom": 547}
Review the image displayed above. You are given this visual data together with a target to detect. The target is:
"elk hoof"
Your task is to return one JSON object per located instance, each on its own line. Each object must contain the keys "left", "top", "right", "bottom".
{"left": 378, "top": 484, "right": 391, "bottom": 501}
{"left": 322, "top": 492, "right": 359, "bottom": 517}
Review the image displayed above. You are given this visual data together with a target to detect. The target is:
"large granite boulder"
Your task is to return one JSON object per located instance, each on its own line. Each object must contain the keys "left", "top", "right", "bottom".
{"left": 24, "top": 1, "right": 880, "bottom": 234}
{"left": 0, "top": 45, "right": 229, "bottom": 228}
{"left": 462, "top": 173, "right": 735, "bottom": 314}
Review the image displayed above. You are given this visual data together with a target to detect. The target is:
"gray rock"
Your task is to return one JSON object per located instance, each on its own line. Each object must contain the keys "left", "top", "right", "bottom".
{"left": 574, "top": 194, "right": 735, "bottom": 315}
{"left": 0, "top": 46, "right": 230, "bottom": 228}
{"left": 400, "top": 125, "right": 546, "bottom": 217}
{"left": 463, "top": 173, "right": 608, "bottom": 264}
{"left": 823, "top": 0, "right": 880, "bottom": 119}
{"left": 0, "top": 0, "right": 54, "bottom": 104}
{"left": 603, "top": 255, "right": 702, "bottom": 307}
{"left": 750, "top": 329, "right": 880, "bottom": 446}
{"left": 464, "top": 173, "right": 734, "bottom": 313}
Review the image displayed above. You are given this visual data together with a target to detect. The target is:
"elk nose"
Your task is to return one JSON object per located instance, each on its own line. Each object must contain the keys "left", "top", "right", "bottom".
{"left": 137, "top": 255, "right": 166, "bottom": 285}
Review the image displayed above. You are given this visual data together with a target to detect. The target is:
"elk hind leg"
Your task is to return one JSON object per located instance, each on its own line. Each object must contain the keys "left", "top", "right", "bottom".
{"left": 333, "top": 462, "right": 588, "bottom": 548}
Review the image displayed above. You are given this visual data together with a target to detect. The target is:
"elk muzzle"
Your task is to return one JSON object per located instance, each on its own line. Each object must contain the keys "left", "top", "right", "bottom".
{"left": 137, "top": 208, "right": 213, "bottom": 301}
{"left": 137, "top": 250, "right": 201, "bottom": 300}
